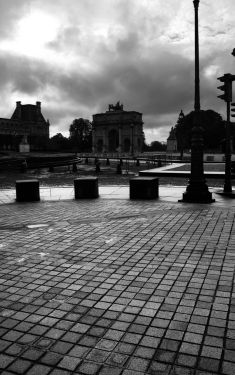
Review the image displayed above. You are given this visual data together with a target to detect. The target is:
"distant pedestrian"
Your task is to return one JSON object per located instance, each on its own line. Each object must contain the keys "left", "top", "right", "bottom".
{"left": 20, "top": 159, "right": 27, "bottom": 173}
{"left": 95, "top": 158, "right": 101, "bottom": 173}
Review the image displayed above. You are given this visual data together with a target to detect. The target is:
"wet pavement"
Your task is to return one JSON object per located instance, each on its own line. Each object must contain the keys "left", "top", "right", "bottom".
{"left": 0, "top": 184, "right": 235, "bottom": 374}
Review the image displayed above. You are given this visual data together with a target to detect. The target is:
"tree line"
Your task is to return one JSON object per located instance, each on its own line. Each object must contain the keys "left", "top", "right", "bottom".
{"left": 174, "top": 109, "right": 229, "bottom": 155}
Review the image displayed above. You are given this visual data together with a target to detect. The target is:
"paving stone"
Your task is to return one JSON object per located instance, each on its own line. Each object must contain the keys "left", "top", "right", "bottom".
{"left": 222, "top": 361, "right": 235, "bottom": 375}
{"left": 0, "top": 354, "right": 15, "bottom": 369}
{"left": 198, "top": 357, "right": 220, "bottom": 372}
{"left": 99, "top": 366, "right": 122, "bottom": 375}
{"left": 86, "top": 348, "right": 110, "bottom": 363}
{"left": 96, "top": 339, "right": 118, "bottom": 351}
{"left": 201, "top": 345, "right": 222, "bottom": 359}
{"left": 170, "top": 366, "right": 194, "bottom": 375}
{"left": 50, "top": 340, "right": 73, "bottom": 354}
{"left": 154, "top": 349, "right": 177, "bottom": 364}
{"left": 5, "top": 343, "right": 26, "bottom": 356}
{"left": 40, "top": 351, "right": 63, "bottom": 366}
{"left": 25, "top": 364, "right": 51, "bottom": 375}
{"left": 68, "top": 344, "right": 90, "bottom": 358}
{"left": 149, "top": 361, "right": 171, "bottom": 374}
{"left": 7, "top": 358, "right": 32, "bottom": 374}
{"left": 77, "top": 361, "right": 101, "bottom": 374}
{"left": 79, "top": 335, "right": 99, "bottom": 347}
{"left": 134, "top": 346, "right": 155, "bottom": 359}
{"left": 105, "top": 352, "right": 129, "bottom": 367}
{"left": 58, "top": 355, "right": 82, "bottom": 370}
{"left": 177, "top": 354, "right": 197, "bottom": 368}
{"left": 21, "top": 348, "right": 44, "bottom": 361}
{"left": 49, "top": 370, "right": 71, "bottom": 375}
{"left": 127, "top": 356, "right": 149, "bottom": 372}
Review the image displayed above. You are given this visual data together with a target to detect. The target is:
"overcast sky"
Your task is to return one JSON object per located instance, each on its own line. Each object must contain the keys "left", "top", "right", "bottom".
{"left": 0, "top": 0, "right": 234, "bottom": 143}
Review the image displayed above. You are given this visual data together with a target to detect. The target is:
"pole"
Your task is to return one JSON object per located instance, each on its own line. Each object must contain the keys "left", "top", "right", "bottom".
{"left": 180, "top": 0, "right": 214, "bottom": 203}
{"left": 224, "top": 101, "right": 232, "bottom": 193}
{"left": 194, "top": 0, "right": 200, "bottom": 113}
{"left": 131, "top": 124, "right": 134, "bottom": 156}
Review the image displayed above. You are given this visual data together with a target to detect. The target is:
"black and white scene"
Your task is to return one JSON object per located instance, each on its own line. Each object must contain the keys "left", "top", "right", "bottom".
{"left": 0, "top": 0, "right": 235, "bottom": 374}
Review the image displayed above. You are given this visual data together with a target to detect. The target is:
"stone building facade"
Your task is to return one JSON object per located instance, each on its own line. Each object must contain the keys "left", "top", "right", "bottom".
{"left": 166, "top": 127, "right": 177, "bottom": 152}
{"left": 92, "top": 102, "right": 144, "bottom": 154}
{"left": 0, "top": 101, "right": 50, "bottom": 151}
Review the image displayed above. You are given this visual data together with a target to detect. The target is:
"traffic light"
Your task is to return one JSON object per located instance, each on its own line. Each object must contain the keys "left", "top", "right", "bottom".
{"left": 217, "top": 77, "right": 232, "bottom": 102}
{"left": 231, "top": 103, "right": 235, "bottom": 118}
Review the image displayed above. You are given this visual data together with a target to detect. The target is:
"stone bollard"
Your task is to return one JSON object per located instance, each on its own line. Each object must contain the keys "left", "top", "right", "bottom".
{"left": 74, "top": 177, "right": 99, "bottom": 199}
{"left": 129, "top": 177, "right": 159, "bottom": 200}
{"left": 16, "top": 179, "right": 40, "bottom": 202}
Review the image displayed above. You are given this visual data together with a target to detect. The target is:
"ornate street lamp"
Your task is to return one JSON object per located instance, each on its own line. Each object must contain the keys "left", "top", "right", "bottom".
{"left": 180, "top": 0, "right": 214, "bottom": 202}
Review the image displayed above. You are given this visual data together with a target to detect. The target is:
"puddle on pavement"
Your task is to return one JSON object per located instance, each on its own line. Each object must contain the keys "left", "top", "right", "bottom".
{"left": 26, "top": 223, "right": 49, "bottom": 229}
{"left": 17, "top": 257, "right": 26, "bottom": 263}
{"left": 38, "top": 252, "right": 49, "bottom": 257}
{"left": 104, "top": 236, "right": 119, "bottom": 244}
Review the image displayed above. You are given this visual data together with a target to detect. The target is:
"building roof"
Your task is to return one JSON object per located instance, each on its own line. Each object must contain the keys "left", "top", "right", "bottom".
{"left": 11, "top": 104, "right": 46, "bottom": 122}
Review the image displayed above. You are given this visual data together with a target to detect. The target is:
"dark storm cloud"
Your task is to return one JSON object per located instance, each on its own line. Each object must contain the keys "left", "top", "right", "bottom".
{"left": 0, "top": 39, "right": 195, "bottom": 133}
{"left": 0, "top": 54, "right": 54, "bottom": 93}
{"left": 48, "top": 27, "right": 196, "bottom": 122}
{"left": 52, "top": 50, "right": 195, "bottom": 123}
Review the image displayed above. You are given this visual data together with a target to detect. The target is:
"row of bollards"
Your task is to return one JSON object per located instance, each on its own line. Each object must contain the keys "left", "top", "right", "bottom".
{"left": 15, "top": 176, "right": 159, "bottom": 202}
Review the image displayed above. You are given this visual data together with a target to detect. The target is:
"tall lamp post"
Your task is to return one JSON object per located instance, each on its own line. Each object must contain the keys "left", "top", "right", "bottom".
{"left": 181, "top": 0, "right": 214, "bottom": 203}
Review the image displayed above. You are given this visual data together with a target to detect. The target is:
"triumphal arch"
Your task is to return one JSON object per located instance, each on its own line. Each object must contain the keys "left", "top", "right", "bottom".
{"left": 92, "top": 102, "right": 144, "bottom": 154}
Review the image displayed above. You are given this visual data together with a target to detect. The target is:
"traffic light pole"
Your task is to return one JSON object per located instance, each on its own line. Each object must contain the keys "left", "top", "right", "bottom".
{"left": 224, "top": 101, "right": 232, "bottom": 193}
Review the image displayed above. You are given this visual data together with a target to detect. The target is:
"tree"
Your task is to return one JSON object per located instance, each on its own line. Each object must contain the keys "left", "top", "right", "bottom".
{"left": 69, "top": 118, "right": 92, "bottom": 152}
{"left": 149, "top": 141, "right": 166, "bottom": 151}
{"left": 143, "top": 141, "right": 166, "bottom": 152}
{"left": 175, "top": 109, "right": 225, "bottom": 152}
{"left": 49, "top": 133, "right": 70, "bottom": 151}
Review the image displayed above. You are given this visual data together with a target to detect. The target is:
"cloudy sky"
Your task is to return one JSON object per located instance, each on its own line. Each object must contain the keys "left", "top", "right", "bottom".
{"left": 0, "top": 0, "right": 234, "bottom": 143}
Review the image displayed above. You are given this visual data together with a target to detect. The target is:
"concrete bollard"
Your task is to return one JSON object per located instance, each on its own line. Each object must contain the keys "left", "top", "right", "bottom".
{"left": 129, "top": 177, "right": 159, "bottom": 199}
{"left": 16, "top": 179, "right": 40, "bottom": 202}
{"left": 74, "top": 177, "right": 99, "bottom": 199}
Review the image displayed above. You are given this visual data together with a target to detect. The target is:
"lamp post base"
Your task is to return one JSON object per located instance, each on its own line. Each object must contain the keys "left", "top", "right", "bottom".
{"left": 179, "top": 182, "right": 215, "bottom": 203}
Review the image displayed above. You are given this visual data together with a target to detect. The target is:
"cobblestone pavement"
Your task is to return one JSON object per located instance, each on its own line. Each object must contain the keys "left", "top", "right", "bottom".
{"left": 0, "top": 187, "right": 235, "bottom": 374}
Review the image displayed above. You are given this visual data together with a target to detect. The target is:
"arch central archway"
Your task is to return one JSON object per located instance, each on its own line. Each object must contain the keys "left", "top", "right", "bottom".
{"left": 108, "top": 129, "right": 119, "bottom": 152}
